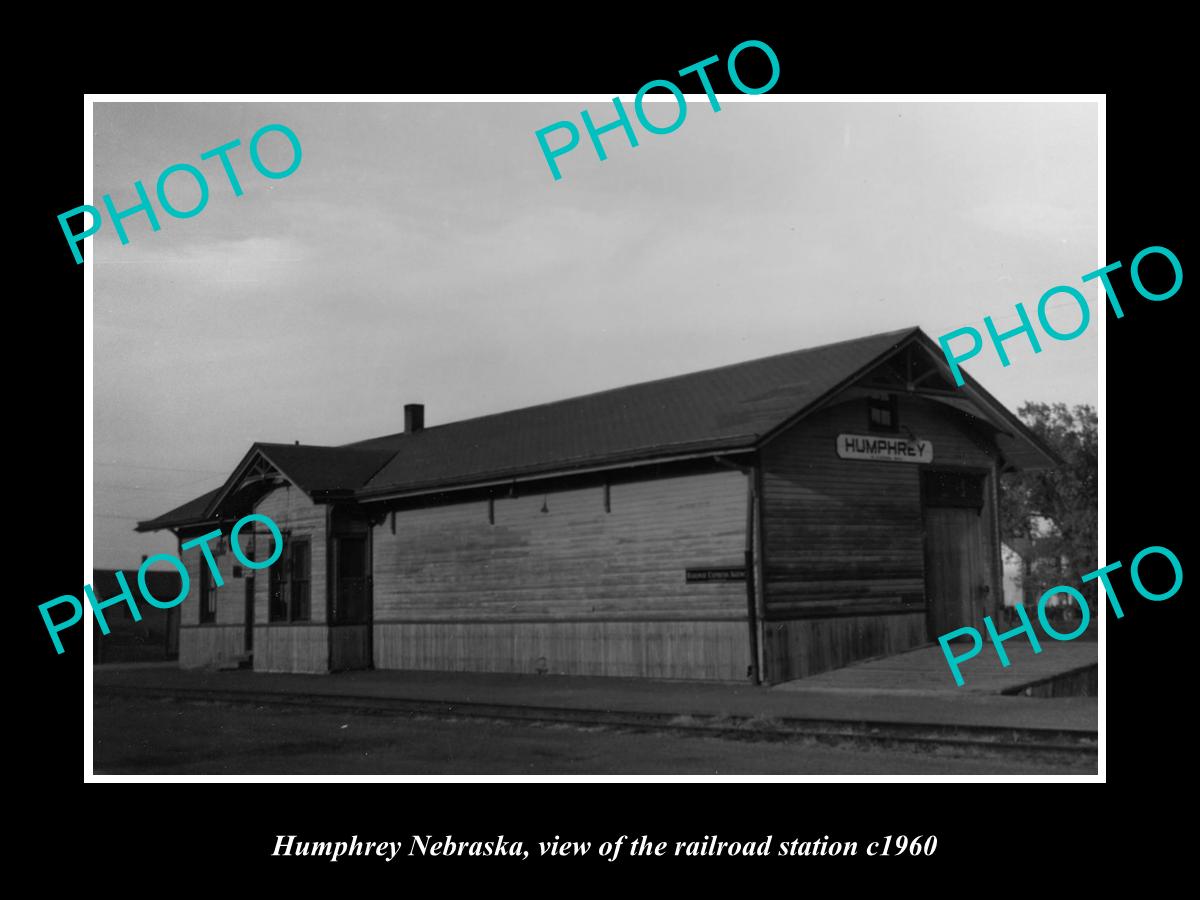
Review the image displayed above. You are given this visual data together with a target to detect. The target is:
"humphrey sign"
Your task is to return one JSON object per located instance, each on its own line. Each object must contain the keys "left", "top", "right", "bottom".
{"left": 837, "top": 434, "right": 933, "bottom": 464}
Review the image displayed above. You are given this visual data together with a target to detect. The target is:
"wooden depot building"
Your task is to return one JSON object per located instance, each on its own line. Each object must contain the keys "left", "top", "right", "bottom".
{"left": 136, "top": 327, "right": 1057, "bottom": 684}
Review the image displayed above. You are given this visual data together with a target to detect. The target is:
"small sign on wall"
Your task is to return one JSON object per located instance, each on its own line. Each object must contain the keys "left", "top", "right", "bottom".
{"left": 837, "top": 433, "right": 933, "bottom": 463}
{"left": 686, "top": 567, "right": 747, "bottom": 583}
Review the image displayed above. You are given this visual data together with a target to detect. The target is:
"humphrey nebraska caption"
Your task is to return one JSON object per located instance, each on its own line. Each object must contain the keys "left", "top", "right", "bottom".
{"left": 275, "top": 835, "right": 528, "bottom": 861}
{"left": 272, "top": 833, "right": 921, "bottom": 862}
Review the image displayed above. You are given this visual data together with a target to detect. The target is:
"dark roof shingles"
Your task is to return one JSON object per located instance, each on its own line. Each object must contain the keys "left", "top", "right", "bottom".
{"left": 255, "top": 444, "right": 396, "bottom": 493}
{"left": 360, "top": 327, "right": 916, "bottom": 495}
{"left": 135, "top": 487, "right": 223, "bottom": 531}
{"left": 143, "top": 327, "right": 1002, "bottom": 525}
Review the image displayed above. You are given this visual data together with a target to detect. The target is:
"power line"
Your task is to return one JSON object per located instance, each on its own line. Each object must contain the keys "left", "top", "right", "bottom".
{"left": 95, "top": 462, "right": 229, "bottom": 474}
{"left": 94, "top": 478, "right": 224, "bottom": 494}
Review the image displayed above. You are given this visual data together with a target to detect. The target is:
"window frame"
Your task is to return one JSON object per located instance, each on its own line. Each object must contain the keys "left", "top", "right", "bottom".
{"left": 267, "top": 533, "right": 311, "bottom": 623}
{"left": 198, "top": 557, "right": 217, "bottom": 624}
{"left": 289, "top": 537, "right": 311, "bottom": 623}
{"left": 867, "top": 393, "right": 899, "bottom": 433}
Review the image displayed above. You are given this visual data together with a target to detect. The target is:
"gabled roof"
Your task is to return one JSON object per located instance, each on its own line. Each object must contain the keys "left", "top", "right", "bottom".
{"left": 135, "top": 488, "right": 224, "bottom": 532}
{"left": 137, "top": 326, "right": 1060, "bottom": 529}
{"left": 248, "top": 443, "right": 397, "bottom": 494}
{"left": 134, "top": 444, "right": 394, "bottom": 532}
{"left": 358, "top": 327, "right": 921, "bottom": 497}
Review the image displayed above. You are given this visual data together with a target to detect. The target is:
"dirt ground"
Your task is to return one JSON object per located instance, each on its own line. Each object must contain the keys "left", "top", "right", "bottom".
{"left": 92, "top": 694, "right": 1095, "bottom": 776}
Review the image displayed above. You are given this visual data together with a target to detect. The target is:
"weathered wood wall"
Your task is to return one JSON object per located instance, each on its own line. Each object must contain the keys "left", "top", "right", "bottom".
{"left": 178, "top": 624, "right": 245, "bottom": 669}
{"left": 372, "top": 469, "right": 750, "bottom": 679}
{"left": 253, "top": 624, "right": 329, "bottom": 673}
{"left": 177, "top": 521, "right": 245, "bottom": 668}
{"left": 252, "top": 484, "right": 329, "bottom": 673}
{"left": 762, "top": 613, "right": 929, "bottom": 683}
{"left": 374, "top": 621, "right": 748, "bottom": 679}
{"left": 759, "top": 391, "right": 1000, "bottom": 682}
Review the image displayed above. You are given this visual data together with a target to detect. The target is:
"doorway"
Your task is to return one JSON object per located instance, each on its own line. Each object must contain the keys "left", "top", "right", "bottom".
{"left": 330, "top": 534, "right": 372, "bottom": 670}
{"left": 922, "top": 470, "right": 991, "bottom": 639}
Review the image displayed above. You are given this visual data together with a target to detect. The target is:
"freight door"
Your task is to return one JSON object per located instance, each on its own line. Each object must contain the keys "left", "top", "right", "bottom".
{"left": 922, "top": 471, "right": 991, "bottom": 639}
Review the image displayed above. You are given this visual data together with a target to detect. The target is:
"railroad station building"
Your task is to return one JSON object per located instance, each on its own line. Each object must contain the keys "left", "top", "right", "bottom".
{"left": 137, "top": 326, "right": 1057, "bottom": 684}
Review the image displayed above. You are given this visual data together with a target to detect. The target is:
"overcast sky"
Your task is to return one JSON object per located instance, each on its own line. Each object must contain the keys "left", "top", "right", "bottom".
{"left": 92, "top": 100, "right": 1099, "bottom": 568}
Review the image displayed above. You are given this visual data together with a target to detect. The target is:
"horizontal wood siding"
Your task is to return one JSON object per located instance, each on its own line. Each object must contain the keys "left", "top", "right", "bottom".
{"left": 763, "top": 393, "right": 998, "bottom": 616}
{"left": 374, "top": 621, "right": 748, "bottom": 680}
{"left": 175, "top": 524, "right": 246, "bottom": 667}
{"left": 372, "top": 469, "right": 749, "bottom": 678}
{"left": 252, "top": 485, "right": 329, "bottom": 673}
{"left": 178, "top": 625, "right": 244, "bottom": 669}
{"left": 760, "top": 392, "right": 999, "bottom": 680}
{"left": 762, "top": 613, "right": 928, "bottom": 683}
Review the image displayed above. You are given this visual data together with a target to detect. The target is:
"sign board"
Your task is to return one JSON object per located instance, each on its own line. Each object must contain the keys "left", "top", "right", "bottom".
{"left": 685, "top": 567, "right": 747, "bottom": 583}
{"left": 836, "top": 433, "right": 933, "bottom": 464}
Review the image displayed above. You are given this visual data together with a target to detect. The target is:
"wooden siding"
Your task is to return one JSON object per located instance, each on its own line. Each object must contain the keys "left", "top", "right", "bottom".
{"left": 177, "top": 525, "right": 243, "bottom": 628}
{"left": 175, "top": 522, "right": 246, "bottom": 668}
{"left": 760, "top": 391, "right": 1000, "bottom": 680}
{"left": 178, "top": 624, "right": 244, "bottom": 669}
{"left": 762, "top": 393, "right": 999, "bottom": 615}
{"left": 252, "top": 485, "right": 329, "bottom": 673}
{"left": 762, "top": 614, "right": 928, "bottom": 683}
{"left": 372, "top": 469, "right": 750, "bottom": 678}
{"left": 374, "top": 621, "right": 749, "bottom": 680}
{"left": 253, "top": 624, "right": 328, "bottom": 673}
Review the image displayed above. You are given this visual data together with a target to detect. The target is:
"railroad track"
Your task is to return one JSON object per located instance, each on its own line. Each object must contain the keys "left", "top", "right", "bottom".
{"left": 96, "top": 683, "right": 1097, "bottom": 766}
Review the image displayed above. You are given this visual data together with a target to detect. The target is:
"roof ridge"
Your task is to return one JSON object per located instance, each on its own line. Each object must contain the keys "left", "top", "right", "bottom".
{"left": 257, "top": 441, "right": 393, "bottom": 453}
{"left": 343, "top": 326, "right": 920, "bottom": 446}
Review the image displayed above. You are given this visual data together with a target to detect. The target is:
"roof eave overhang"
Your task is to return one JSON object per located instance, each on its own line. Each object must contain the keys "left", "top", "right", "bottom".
{"left": 134, "top": 515, "right": 229, "bottom": 534}
{"left": 310, "top": 488, "right": 357, "bottom": 503}
{"left": 756, "top": 326, "right": 922, "bottom": 448}
{"left": 202, "top": 444, "right": 311, "bottom": 518}
{"left": 912, "top": 331, "right": 1064, "bottom": 469}
{"left": 755, "top": 327, "right": 1061, "bottom": 471}
{"left": 356, "top": 442, "right": 758, "bottom": 504}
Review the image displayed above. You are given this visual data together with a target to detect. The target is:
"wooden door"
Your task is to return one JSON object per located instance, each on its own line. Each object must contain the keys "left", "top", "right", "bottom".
{"left": 330, "top": 535, "right": 371, "bottom": 670}
{"left": 334, "top": 536, "right": 368, "bottom": 624}
{"left": 922, "top": 471, "right": 990, "bottom": 639}
{"left": 924, "top": 507, "right": 986, "bottom": 637}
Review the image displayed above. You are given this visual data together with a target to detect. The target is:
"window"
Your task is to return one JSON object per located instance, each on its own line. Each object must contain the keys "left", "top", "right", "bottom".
{"left": 867, "top": 394, "right": 898, "bottom": 432}
{"left": 290, "top": 538, "right": 311, "bottom": 621}
{"left": 922, "top": 471, "right": 985, "bottom": 509}
{"left": 268, "top": 552, "right": 288, "bottom": 622}
{"left": 268, "top": 534, "right": 311, "bottom": 623}
{"left": 198, "top": 560, "right": 217, "bottom": 624}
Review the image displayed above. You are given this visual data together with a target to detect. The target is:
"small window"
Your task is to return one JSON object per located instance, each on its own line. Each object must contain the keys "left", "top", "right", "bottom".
{"left": 923, "top": 471, "right": 985, "bottom": 509}
{"left": 867, "top": 394, "right": 898, "bottom": 432}
{"left": 198, "top": 561, "right": 217, "bottom": 624}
